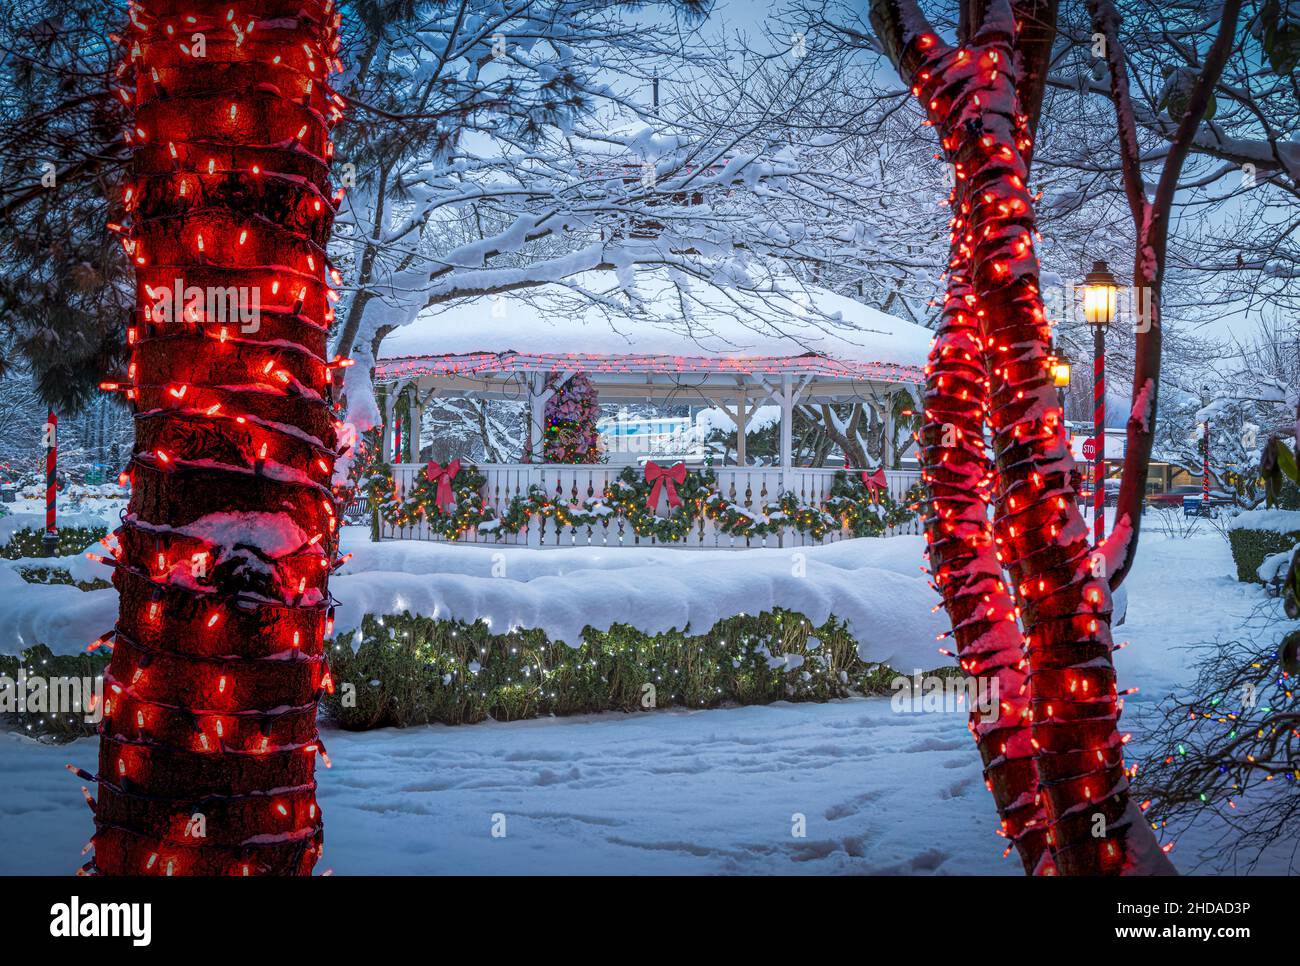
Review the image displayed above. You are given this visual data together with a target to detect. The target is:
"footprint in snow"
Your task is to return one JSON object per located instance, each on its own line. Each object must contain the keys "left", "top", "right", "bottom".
{"left": 533, "top": 767, "right": 582, "bottom": 786}
{"left": 823, "top": 790, "right": 883, "bottom": 821}
{"left": 938, "top": 776, "right": 974, "bottom": 799}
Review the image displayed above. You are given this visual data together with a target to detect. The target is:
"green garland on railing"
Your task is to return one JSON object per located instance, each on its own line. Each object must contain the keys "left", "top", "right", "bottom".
{"left": 605, "top": 466, "right": 715, "bottom": 542}
{"left": 703, "top": 489, "right": 774, "bottom": 538}
{"left": 491, "top": 483, "right": 619, "bottom": 535}
{"left": 367, "top": 463, "right": 921, "bottom": 543}
{"left": 367, "top": 461, "right": 496, "bottom": 539}
{"left": 762, "top": 492, "right": 842, "bottom": 540}
{"left": 825, "top": 470, "right": 924, "bottom": 537}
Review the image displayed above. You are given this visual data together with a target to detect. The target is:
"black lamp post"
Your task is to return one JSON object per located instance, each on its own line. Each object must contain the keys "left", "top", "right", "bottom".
{"left": 1081, "top": 259, "right": 1119, "bottom": 546}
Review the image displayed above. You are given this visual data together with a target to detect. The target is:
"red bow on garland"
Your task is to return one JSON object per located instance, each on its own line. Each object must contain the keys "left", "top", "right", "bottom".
{"left": 644, "top": 460, "right": 687, "bottom": 511}
{"left": 861, "top": 468, "right": 887, "bottom": 502}
{"left": 424, "top": 459, "right": 461, "bottom": 512}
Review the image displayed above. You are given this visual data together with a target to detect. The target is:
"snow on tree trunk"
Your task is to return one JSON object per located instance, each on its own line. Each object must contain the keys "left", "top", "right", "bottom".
{"left": 881, "top": 0, "right": 1173, "bottom": 874}
{"left": 89, "top": 0, "right": 346, "bottom": 876}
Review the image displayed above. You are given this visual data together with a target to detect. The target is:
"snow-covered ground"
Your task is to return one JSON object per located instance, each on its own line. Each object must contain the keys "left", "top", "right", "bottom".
{"left": 0, "top": 523, "right": 1293, "bottom": 874}
{"left": 0, "top": 496, "right": 125, "bottom": 539}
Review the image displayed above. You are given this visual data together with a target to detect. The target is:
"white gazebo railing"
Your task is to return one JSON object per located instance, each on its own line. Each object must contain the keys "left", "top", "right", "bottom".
{"left": 377, "top": 463, "right": 923, "bottom": 549}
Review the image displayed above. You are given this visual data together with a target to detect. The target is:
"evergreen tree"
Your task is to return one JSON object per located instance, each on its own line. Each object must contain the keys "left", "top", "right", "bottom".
{"left": 543, "top": 372, "right": 600, "bottom": 463}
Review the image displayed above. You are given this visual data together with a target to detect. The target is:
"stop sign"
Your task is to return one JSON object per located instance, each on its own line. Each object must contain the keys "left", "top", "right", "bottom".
{"left": 1082, "top": 437, "right": 1098, "bottom": 460}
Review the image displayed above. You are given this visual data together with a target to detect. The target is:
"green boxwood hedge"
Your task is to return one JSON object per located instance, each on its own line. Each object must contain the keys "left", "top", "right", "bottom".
{"left": 323, "top": 609, "right": 955, "bottom": 729}
{"left": 0, "top": 644, "right": 110, "bottom": 742}
{"left": 1228, "top": 528, "right": 1300, "bottom": 583}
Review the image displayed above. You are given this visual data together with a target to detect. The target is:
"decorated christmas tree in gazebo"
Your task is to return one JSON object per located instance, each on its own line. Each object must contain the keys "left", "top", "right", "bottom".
{"left": 542, "top": 372, "right": 600, "bottom": 463}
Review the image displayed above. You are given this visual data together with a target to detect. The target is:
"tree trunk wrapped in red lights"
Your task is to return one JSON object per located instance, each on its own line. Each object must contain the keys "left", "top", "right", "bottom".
{"left": 86, "top": 0, "right": 347, "bottom": 876}
{"left": 922, "top": 236, "right": 1050, "bottom": 874}
{"left": 873, "top": 0, "right": 1173, "bottom": 874}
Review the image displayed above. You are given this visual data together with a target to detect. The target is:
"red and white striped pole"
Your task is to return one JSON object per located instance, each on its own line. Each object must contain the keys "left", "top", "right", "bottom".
{"left": 43, "top": 408, "right": 58, "bottom": 554}
{"left": 1202, "top": 421, "right": 1211, "bottom": 507}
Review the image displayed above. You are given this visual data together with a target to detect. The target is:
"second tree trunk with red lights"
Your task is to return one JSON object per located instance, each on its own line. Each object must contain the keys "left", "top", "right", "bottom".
{"left": 875, "top": 0, "right": 1173, "bottom": 875}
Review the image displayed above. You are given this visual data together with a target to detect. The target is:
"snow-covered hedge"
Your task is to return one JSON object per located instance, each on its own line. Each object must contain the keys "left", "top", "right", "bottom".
{"left": 1226, "top": 508, "right": 1300, "bottom": 582}
{"left": 15, "top": 483, "right": 129, "bottom": 500}
{"left": 330, "top": 536, "right": 945, "bottom": 665}
{"left": 1225, "top": 507, "right": 1300, "bottom": 535}
{"left": 0, "top": 525, "right": 108, "bottom": 560}
{"left": 0, "top": 502, "right": 125, "bottom": 543}
{"left": 0, "top": 530, "right": 955, "bottom": 732}
{"left": 1, "top": 533, "right": 950, "bottom": 663}
{"left": 317, "top": 534, "right": 950, "bottom": 728}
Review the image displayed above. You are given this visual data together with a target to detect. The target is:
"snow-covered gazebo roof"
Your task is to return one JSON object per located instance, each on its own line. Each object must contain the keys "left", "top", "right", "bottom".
{"left": 371, "top": 276, "right": 932, "bottom": 467}
{"left": 374, "top": 276, "right": 930, "bottom": 405}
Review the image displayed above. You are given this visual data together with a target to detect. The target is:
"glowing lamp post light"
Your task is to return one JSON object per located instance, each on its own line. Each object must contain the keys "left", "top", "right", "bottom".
{"left": 1047, "top": 351, "right": 1070, "bottom": 413}
{"left": 1081, "top": 259, "right": 1119, "bottom": 546}
{"left": 1050, "top": 353, "right": 1072, "bottom": 389}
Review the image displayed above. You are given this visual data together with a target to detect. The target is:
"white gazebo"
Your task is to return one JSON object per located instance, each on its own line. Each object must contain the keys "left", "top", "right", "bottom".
{"left": 371, "top": 276, "right": 931, "bottom": 547}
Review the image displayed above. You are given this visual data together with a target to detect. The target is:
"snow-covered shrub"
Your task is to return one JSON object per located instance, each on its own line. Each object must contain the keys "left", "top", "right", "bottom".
{"left": 0, "top": 645, "right": 109, "bottom": 743}
{"left": 1228, "top": 528, "right": 1300, "bottom": 583}
{"left": 322, "top": 609, "right": 941, "bottom": 729}
{"left": 1226, "top": 508, "right": 1300, "bottom": 582}
{"left": 0, "top": 525, "right": 108, "bottom": 560}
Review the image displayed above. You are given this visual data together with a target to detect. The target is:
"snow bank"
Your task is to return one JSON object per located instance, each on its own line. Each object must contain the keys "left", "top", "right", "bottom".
{"left": 0, "top": 565, "right": 117, "bottom": 655}
{"left": 0, "top": 504, "right": 122, "bottom": 544}
{"left": 0, "top": 526, "right": 949, "bottom": 673}
{"left": 1225, "top": 507, "right": 1300, "bottom": 535}
{"left": 333, "top": 531, "right": 947, "bottom": 669}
